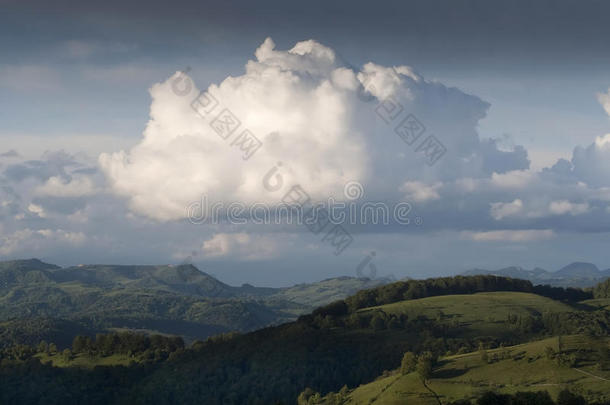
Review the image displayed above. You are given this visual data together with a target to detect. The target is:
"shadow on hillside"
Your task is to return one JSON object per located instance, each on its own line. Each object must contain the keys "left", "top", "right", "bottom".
{"left": 433, "top": 362, "right": 468, "bottom": 379}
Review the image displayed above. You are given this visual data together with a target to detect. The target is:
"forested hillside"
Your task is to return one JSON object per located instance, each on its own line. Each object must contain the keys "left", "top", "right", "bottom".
{"left": 1, "top": 274, "right": 608, "bottom": 404}
{"left": 0, "top": 259, "right": 385, "bottom": 346}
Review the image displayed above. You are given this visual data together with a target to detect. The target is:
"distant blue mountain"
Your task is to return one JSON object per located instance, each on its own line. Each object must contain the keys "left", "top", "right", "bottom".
{"left": 461, "top": 262, "right": 609, "bottom": 288}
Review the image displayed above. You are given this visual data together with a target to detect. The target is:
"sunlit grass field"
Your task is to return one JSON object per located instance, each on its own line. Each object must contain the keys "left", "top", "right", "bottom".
{"left": 342, "top": 335, "right": 610, "bottom": 404}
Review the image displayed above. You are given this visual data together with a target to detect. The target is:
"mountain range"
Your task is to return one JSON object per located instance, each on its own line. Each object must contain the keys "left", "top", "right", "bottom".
{"left": 461, "top": 261, "right": 610, "bottom": 287}
{"left": 2, "top": 258, "right": 608, "bottom": 348}
{"left": 0, "top": 258, "right": 386, "bottom": 346}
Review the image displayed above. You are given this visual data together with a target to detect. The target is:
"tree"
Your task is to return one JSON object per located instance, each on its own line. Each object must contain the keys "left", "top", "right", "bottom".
{"left": 401, "top": 351, "right": 417, "bottom": 375}
{"left": 36, "top": 340, "right": 49, "bottom": 354}
{"left": 476, "top": 392, "right": 510, "bottom": 405}
{"left": 499, "top": 343, "right": 510, "bottom": 360}
{"left": 557, "top": 389, "right": 586, "bottom": 405}
{"left": 370, "top": 313, "right": 386, "bottom": 331}
{"left": 544, "top": 346, "right": 556, "bottom": 360}
{"left": 62, "top": 348, "right": 73, "bottom": 361}
{"left": 478, "top": 343, "right": 489, "bottom": 363}
{"left": 513, "top": 391, "right": 554, "bottom": 405}
{"left": 417, "top": 352, "right": 441, "bottom": 405}
{"left": 556, "top": 353, "right": 576, "bottom": 368}
{"left": 598, "top": 345, "right": 610, "bottom": 371}
{"left": 72, "top": 335, "right": 90, "bottom": 354}
{"left": 297, "top": 388, "right": 316, "bottom": 405}
{"left": 416, "top": 354, "right": 433, "bottom": 382}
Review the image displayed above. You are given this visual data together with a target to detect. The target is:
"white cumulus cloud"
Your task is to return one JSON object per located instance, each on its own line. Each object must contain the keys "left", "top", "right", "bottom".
{"left": 100, "top": 38, "right": 529, "bottom": 222}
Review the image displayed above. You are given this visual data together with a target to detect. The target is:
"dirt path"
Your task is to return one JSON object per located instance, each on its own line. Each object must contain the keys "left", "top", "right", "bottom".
{"left": 574, "top": 368, "right": 610, "bottom": 382}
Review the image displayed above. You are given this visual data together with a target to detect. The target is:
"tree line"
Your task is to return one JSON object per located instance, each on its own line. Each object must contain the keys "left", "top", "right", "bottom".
{"left": 307, "top": 275, "right": 593, "bottom": 320}
{"left": 0, "top": 331, "right": 184, "bottom": 363}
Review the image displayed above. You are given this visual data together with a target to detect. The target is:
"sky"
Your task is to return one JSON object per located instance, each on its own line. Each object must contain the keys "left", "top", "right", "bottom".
{"left": 1, "top": 0, "right": 610, "bottom": 286}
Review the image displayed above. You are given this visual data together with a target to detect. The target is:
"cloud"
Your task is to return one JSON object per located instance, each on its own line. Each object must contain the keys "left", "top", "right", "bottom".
{"left": 490, "top": 199, "right": 523, "bottom": 220}
{"left": 36, "top": 175, "right": 98, "bottom": 197}
{"left": 539, "top": 133, "right": 610, "bottom": 191}
{"left": 0, "top": 150, "right": 20, "bottom": 159}
{"left": 568, "top": 134, "right": 610, "bottom": 188}
{"left": 548, "top": 200, "right": 589, "bottom": 216}
{"left": 598, "top": 88, "right": 610, "bottom": 116}
{"left": 400, "top": 181, "right": 441, "bottom": 203}
{"left": 60, "top": 40, "right": 136, "bottom": 59}
{"left": 82, "top": 65, "right": 161, "bottom": 84}
{"left": 0, "top": 228, "right": 86, "bottom": 255}
{"left": 0, "top": 150, "right": 103, "bottom": 241}
{"left": 490, "top": 170, "right": 535, "bottom": 189}
{"left": 463, "top": 229, "right": 555, "bottom": 242}
{"left": 0, "top": 65, "right": 61, "bottom": 92}
{"left": 100, "top": 38, "right": 528, "bottom": 222}
{"left": 479, "top": 139, "right": 530, "bottom": 175}
{"left": 2, "top": 38, "right": 610, "bottom": 275}
{"left": 490, "top": 198, "right": 589, "bottom": 220}
{"left": 201, "top": 232, "right": 279, "bottom": 260}
{"left": 27, "top": 203, "right": 46, "bottom": 218}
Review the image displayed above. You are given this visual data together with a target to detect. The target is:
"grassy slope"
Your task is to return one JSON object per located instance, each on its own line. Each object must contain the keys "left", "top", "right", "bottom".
{"left": 581, "top": 298, "right": 610, "bottom": 311}
{"left": 361, "top": 291, "right": 576, "bottom": 338}
{"left": 341, "top": 335, "right": 610, "bottom": 405}
{"left": 35, "top": 352, "right": 135, "bottom": 368}
{"left": 273, "top": 277, "right": 387, "bottom": 309}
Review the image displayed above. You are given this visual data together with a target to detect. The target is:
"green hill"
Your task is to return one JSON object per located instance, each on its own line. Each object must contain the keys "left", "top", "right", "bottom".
{"left": 315, "top": 335, "right": 610, "bottom": 404}
{"left": 0, "top": 259, "right": 386, "bottom": 345}
{"left": 273, "top": 276, "right": 387, "bottom": 309}
{"left": 1, "top": 274, "right": 608, "bottom": 404}
{"left": 361, "top": 291, "right": 576, "bottom": 339}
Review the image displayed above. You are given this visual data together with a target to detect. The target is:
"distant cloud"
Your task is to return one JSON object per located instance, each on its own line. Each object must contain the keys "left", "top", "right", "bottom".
{"left": 548, "top": 200, "right": 589, "bottom": 216}
{"left": 400, "top": 181, "right": 441, "bottom": 203}
{"left": 490, "top": 199, "right": 523, "bottom": 220}
{"left": 0, "top": 150, "right": 20, "bottom": 159}
{"left": 0, "top": 65, "right": 61, "bottom": 92}
{"left": 36, "top": 175, "right": 98, "bottom": 197}
{"left": 0, "top": 228, "right": 86, "bottom": 255}
{"left": 27, "top": 203, "right": 46, "bottom": 218}
{"left": 490, "top": 198, "right": 589, "bottom": 220}
{"left": 60, "top": 40, "right": 136, "bottom": 59}
{"left": 81, "top": 64, "right": 161, "bottom": 84}
{"left": 490, "top": 170, "right": 535, "bottom": 189}
{"left": 597, "top": 88, "right": 610, "bottom": 116}
{"left": 201, "top": 232, "right": 279, "bottom": 260}
{"left": 464, "top": 229, "right": 555, "bottom": 242}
